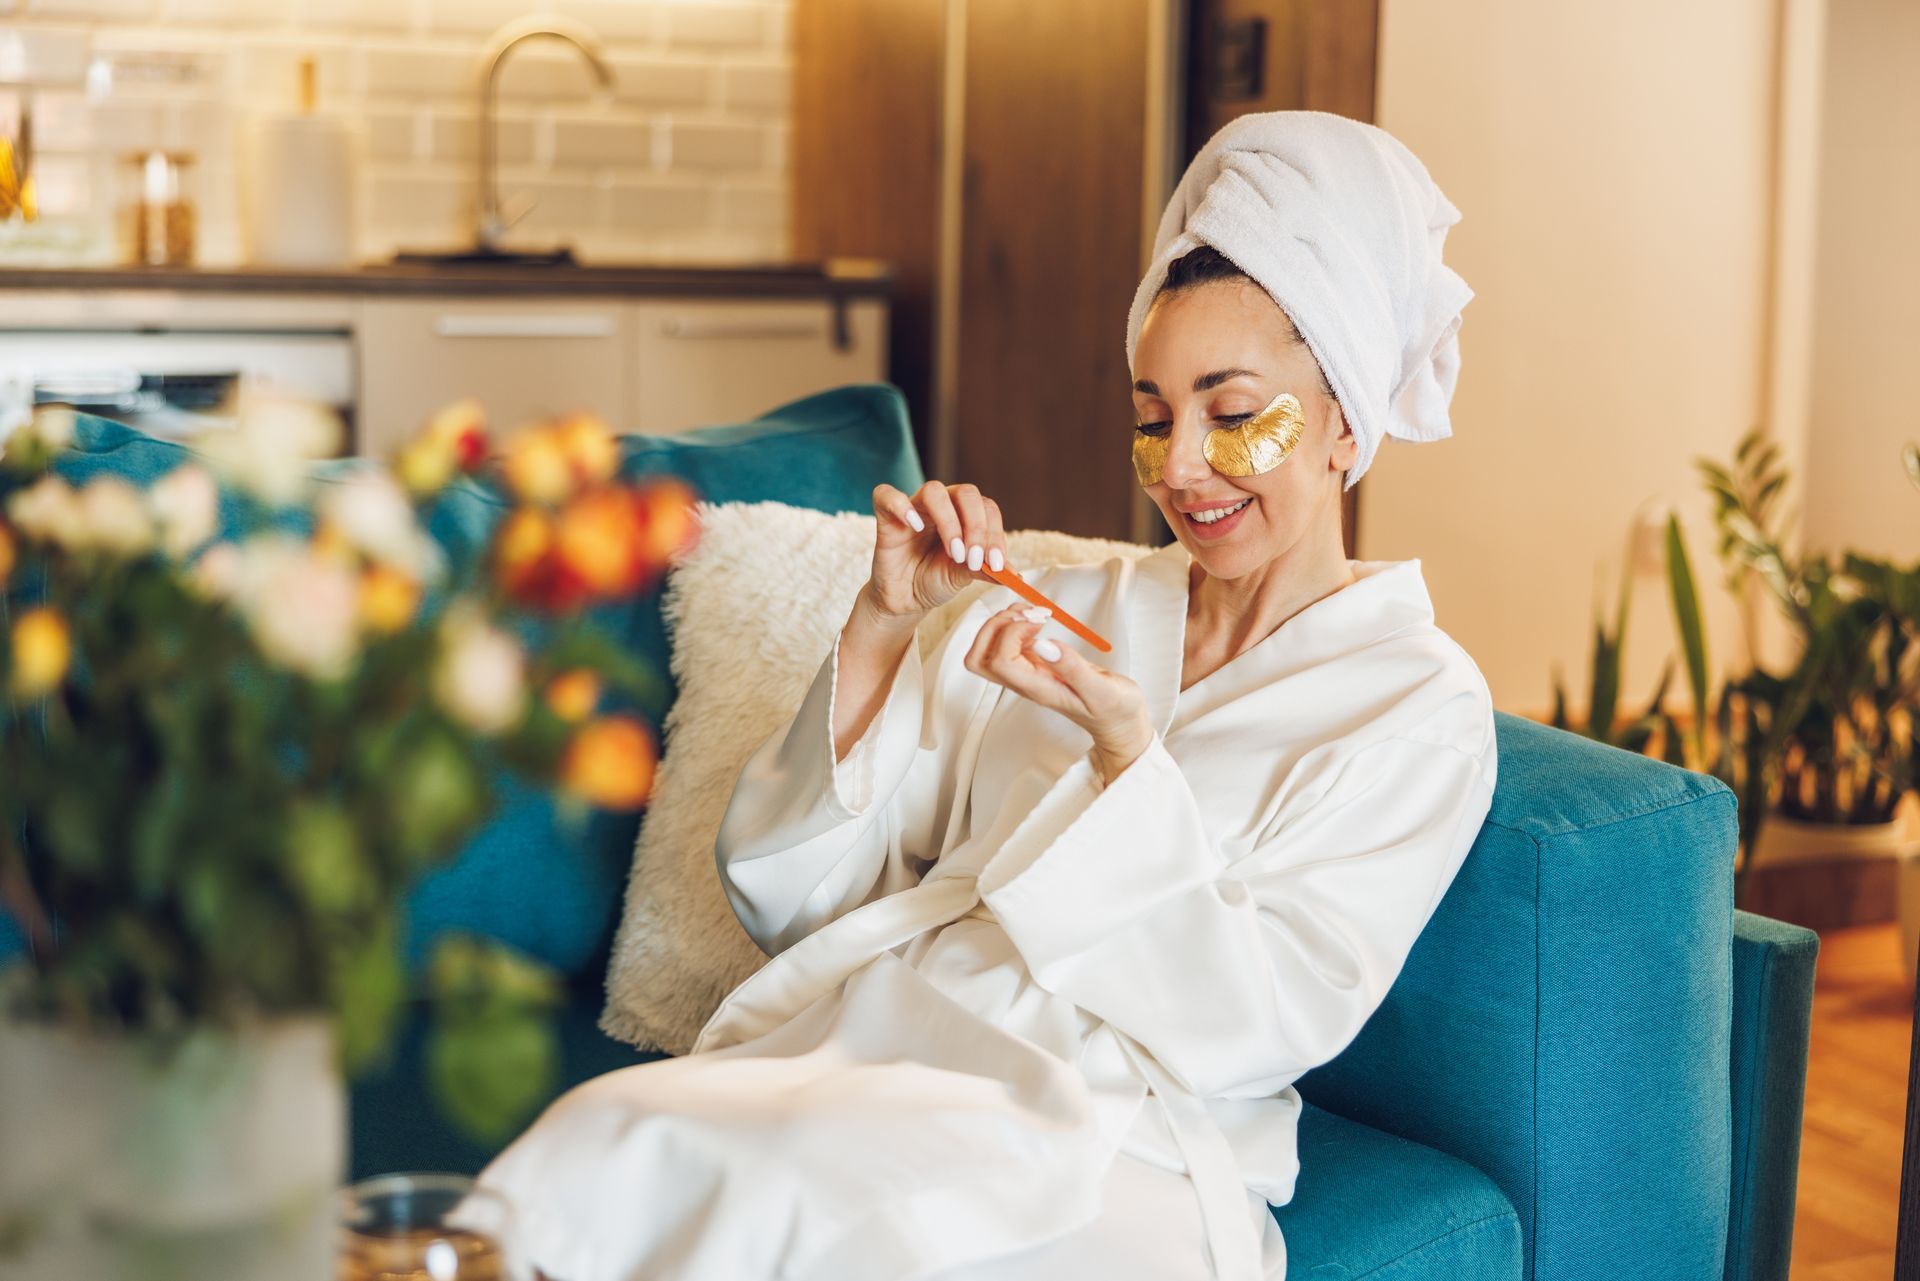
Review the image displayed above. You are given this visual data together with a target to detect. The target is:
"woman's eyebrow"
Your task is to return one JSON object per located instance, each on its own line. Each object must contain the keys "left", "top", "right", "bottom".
{"left": 1131, "top": 368, "right": 1260, "bottom": 396}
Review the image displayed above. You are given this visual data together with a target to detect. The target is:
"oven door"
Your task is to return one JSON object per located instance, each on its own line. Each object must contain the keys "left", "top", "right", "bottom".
{"left": 0, "top": 328, "right": 357, "bottom": 447}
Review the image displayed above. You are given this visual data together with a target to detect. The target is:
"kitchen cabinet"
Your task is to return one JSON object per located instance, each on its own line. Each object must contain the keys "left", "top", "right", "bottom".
{"left": 356, "top": 298, "right": 630, "bottom": 457}
{"left": 0, "top": 265, "right": 894, "bottom": 459}
{"left": 626, "top": 298, "right": 887, "bottom": 435}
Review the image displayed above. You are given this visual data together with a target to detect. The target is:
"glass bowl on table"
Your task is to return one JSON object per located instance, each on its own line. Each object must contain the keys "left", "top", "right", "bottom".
{"left": 337, "top": 1173, "right": 534, "bottom": 1281}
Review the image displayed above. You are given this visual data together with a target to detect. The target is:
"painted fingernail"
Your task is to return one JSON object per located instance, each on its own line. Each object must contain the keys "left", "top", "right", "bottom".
{"left": 988, "top": 547, "right": 1005, "bottom": 572}
{"left": 1033, "top": 638, "right": 1063, "bottom": 662}
{"left": 1020, "top": 606, "right": 1051, "bottom": 623}
{"left": 906, "top": 509, "right": 925, "bottom": 532}
{"left": 950, "top": 537, "right": 966, "bottom": 563}
{"left": 967, "top": 544, "right": 984, "bottom": 572}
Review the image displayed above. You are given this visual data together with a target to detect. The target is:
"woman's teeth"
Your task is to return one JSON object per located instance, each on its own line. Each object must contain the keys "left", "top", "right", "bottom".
{"left": 1190, "top": 498, "right": 1252, "bottom": 525}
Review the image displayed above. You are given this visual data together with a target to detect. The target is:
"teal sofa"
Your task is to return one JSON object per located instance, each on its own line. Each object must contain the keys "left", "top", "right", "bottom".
{"left": 2, "top": 385, "right": 1818, "bottom": 1280}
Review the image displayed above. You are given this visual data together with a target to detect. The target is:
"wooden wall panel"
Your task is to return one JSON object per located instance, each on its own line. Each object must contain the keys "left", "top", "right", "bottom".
{"left": 790, "top": 0, "right": 946, "bottom": 464}
{"left": 954, "top": 0, "right": 1152, "bottom": 540}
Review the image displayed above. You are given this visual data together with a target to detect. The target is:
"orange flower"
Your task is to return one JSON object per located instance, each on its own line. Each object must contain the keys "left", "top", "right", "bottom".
{"left": 359, "top": 565, "right": 421, "bottom": 634}
{"left": 544, "top": 669, "right": 601, "bottom": 722}
{"left": 559, "top": 716, "right": 656, "bottom": 810}
{"left": 553, "top": 413, "right": 619, "bottom": 487}
{"left": 493, "top": 506, "right": 590, "bottom": 612}
{"left": 634, "top": 478, "right": 700, "bottom": 567}
{"left": 10, "top": 606, "right": 71, "bottom": 698}
{"left": 502, "top": 430, "right": 573, "bottom": 505}
{"left": 426, "top": 398, "right": 489, "bottom": 471}
{"left": 554, "top": 488, "right": 648, "bottom": 597}
{"left": 0, "top": 520, "right": 15, "bottom": 583}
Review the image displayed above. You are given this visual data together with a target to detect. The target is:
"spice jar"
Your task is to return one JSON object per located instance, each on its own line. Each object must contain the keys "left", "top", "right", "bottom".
{"left": 118, "top": 150, "right": 197, "bottom": 266}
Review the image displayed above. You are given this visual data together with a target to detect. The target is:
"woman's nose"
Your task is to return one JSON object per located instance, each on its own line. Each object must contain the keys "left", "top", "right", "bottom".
{"left": 1160, "top": 422, "right": 1213, "bottom": 489}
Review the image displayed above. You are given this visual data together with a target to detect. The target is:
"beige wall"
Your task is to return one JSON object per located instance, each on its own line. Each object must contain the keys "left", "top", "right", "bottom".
{"left": 1802, "top": 0, "right": 1920, "bottom": 562}
{"left": 1364, "top": 0, "right": 1802, "bottom": 719}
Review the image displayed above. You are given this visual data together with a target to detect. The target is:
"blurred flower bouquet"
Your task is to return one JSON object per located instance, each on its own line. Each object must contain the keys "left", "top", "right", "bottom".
{"left": 0, "top": 395, "right": 696, "bottom": 1274}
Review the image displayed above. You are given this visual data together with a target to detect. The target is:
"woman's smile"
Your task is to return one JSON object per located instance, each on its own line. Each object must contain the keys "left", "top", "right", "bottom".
{"left": 1180, "top": 495, "right": 1255, "bottom": 539}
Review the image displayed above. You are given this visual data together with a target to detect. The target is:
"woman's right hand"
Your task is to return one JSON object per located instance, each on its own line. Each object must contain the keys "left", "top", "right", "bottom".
{"left": 863, "top": 480, "right": 1009, "bottom": 623}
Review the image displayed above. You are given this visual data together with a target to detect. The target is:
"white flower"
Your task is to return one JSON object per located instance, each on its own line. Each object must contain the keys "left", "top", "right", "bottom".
{"left": 7, "top": 475, "right": 83, "bottom": 546}
{"left": 432, "top": 608, "right": 526, "bottom": 735}
{"left": 75, "top": 478, "right": 154, "bottom": 556}
{"left": 191, "top": 542, "right": 242, "bottom": 600}
{"left": 148, "top": 464, "right": 219, "bottom": 559}
{"left": 234, "top": 534, "right": 361, "bottom": 680}
{"left": 317, "top": 469, "right": 441, "bottom": 580}
{"left": 28, "top": 404, "right": 75, "bottom": 451}
{"left": 195, "top": 393, "right": 342, "bottom": 506}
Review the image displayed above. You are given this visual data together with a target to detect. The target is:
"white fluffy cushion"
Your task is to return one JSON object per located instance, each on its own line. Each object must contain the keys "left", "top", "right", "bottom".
{"left": 599, "top": 499, "right": 1153, "bottom": 1053}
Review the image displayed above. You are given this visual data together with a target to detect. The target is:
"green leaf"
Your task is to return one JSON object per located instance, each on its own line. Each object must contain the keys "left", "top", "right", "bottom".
{"left": 1665, "top": 514, "right": 1709, "bottom": 756}
{"left": 287, "top": 797, "right": 369, "bottom": 915}
{"left": 387, "top": 727, "right": 486, "bottom": 863}
{"left": 425, "top": 1007, "right": 556, "bottom": 1145}
{"left": 334, "top": 919, "right": 406, "bottom": 1076}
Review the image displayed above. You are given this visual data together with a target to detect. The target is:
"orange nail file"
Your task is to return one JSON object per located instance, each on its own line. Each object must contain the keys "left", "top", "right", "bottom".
{"left": 980, "top": 563, "right": 1112, "bottom": 653}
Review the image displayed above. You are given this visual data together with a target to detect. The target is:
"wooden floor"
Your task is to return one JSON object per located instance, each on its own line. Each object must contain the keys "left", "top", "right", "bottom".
{"left": 1790, "top": 920, "right": 1911, "bottom": 1279}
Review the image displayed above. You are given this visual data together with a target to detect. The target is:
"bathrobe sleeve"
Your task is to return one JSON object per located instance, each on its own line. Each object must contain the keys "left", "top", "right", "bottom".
{"left": 977, "top": 700, "right": 1497, "bottom": 1100}
{"left": 714, "top": 596, "right": 985, "bottom": 957}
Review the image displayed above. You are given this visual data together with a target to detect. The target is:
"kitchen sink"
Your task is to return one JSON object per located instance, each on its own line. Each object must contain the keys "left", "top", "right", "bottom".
{"left": 389, "top": 245, "right": 579, "bottom": 267}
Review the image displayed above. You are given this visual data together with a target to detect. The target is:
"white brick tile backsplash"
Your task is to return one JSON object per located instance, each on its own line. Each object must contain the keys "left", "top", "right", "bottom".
{"left": 24, "top": 0, "right": 154, "bottom": 18}
{"left": 423, "top": 0, "right": 532, "bottom": 36}
{"left": 714, "top": 180, "right": 783, "bottom": 231}
{"left": 609, "top": 55, "right": 711, "bottom": 107}
{"left": 717, "top": 59, "right": 788, "bottom": 112}
{"left": 367, "top": 171, "right": 470, "bottom": 234}
{"left": 494, "top": 50, "right": 617, "bottom": 103}
{"left": 163, "top": 0, "right": 289, "bottom": 24}
{"left": 552, "top": 117, "right": 653, "bottom": 168}
{"left": 238, "top": 42, "right": 358, "bottom": 109}
{"left": 360, "top": 108, "right": 418, "bottom": 161}
{"left": 665, "top": 120, "right": 762, "bottom": 171}
{"left": 428, "top": 111, "right": 536, "bottom": 163}
{"left": 663, "top": 2, "right": 765, "bottom": 50}
{"left": 0, "top": 28, "right": 93, "bottom": 86}
{"left": 550, "top": 0, "right": 661, "bottom": 45}
{"left": 304, "top": 0, "right": 418, "bottom": 33}
{"left": 363, "top": 46, "right": 472, "bottom": 99}
{"left": 2, "top": 0, "right": 794, "bottom": 265}
{"left": 610, "top": 179, "right": 710, "bottom": 230}
{"left": 511, "top": 177, "right": 602, "bottom": 237}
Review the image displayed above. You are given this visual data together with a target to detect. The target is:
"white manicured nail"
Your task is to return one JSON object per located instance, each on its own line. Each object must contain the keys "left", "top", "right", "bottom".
{"left": 967, "top": 544, "right": 984, "bottom": 571}
{"left": 950, "top": 537, "right": 966, "bottom": 562}
{"left": 1020, "top": 606, "right": 1051, "bottom": 623}
{"left": 905, "top": 509, "right": 925, "bottom": 532}
{"left": 1033, "top": 638, "right": 1063, "bottom": 662}
{"left": 988, "top": 547, "right": 1004, "bottom": 572}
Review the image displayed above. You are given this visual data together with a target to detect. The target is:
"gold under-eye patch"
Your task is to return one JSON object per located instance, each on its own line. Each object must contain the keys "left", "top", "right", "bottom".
{"left": 1131, "top": 390, "right": 1307, "bottom": 487}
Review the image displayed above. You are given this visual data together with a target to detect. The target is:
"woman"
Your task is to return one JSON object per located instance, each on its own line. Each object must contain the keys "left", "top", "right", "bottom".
{"left": 474, "top": 110, "right": 1493, "bottom": 1281}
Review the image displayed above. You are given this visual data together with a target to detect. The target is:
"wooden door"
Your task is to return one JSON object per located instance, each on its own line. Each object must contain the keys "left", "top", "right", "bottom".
{"left": 952, "top": 0, "right": 1155, "bottom": 539}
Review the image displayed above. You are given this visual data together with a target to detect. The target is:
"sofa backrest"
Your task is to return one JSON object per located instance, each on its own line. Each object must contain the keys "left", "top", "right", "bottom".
{"left": 1297, "top": 711, "right": 1738, "bottom": 1280}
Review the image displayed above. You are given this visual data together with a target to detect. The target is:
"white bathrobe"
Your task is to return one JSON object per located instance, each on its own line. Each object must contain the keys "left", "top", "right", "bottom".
{"left": 474, "top": 540, "right": 1498, "bottom": 1281}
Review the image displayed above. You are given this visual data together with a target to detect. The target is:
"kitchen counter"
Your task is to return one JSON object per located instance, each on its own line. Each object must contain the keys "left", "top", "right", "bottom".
{"left": 0, "top": 258, "right": 894, "bottom": 300}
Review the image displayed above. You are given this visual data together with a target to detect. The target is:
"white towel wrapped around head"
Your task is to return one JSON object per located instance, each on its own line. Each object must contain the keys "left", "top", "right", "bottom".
{"left": 1125, "top": 110, "right": 1472, "bottom": 491}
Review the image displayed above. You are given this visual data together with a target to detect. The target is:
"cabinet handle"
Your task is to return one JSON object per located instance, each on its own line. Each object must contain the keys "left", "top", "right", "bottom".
{"left": 659, "top": 318, "right": 826, "bottom": 341}
{"left": 433, "top": 314, "right": 617, "bottom": 339}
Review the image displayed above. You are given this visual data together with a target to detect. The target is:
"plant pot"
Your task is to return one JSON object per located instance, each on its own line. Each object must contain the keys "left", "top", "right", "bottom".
{"left": 0, "top": 1012, "right": 345, "bottom": 1281}
{"left": 1749, "top": 812, "right": 1907, "bottom": 866}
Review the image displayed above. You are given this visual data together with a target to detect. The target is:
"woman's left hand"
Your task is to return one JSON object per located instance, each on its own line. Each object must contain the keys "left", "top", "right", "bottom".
{"left": 963, "top": 601, "right": 1154, "bottom": 783}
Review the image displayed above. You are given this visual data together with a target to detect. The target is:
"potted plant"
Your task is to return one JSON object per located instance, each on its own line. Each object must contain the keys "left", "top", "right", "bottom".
{"left": 1648, "top": 431, "right": 1917, "bottom": 929}
{"left": 0, "top": 397, "right": 697, "bottom": 1278}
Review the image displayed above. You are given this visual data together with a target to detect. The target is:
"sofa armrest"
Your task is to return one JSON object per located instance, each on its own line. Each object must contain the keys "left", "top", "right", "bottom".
{"left": 1723, "top": 909, "right": 1819, "bottom": 1281}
